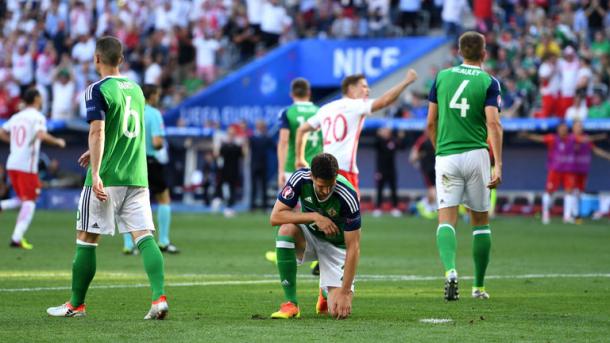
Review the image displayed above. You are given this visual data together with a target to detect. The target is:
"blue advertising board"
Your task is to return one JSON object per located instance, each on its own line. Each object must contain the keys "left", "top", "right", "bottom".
{"left": 164, "top": 37, "right": 448, "bottom": 127}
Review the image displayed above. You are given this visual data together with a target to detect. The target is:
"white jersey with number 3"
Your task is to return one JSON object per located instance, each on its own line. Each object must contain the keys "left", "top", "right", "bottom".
{"left": 2, "top": 108, "right": 47, "bottom": 173}
{"left": 307, "top": 98, "right": 375, "bottom": 173}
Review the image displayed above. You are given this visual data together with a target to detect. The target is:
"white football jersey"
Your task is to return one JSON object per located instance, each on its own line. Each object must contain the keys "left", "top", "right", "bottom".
{"left": 307, "top": 97, "right": 375, "bottom": 173}
{"left": 2, "top": 107, "right": 47, "bottom": 173}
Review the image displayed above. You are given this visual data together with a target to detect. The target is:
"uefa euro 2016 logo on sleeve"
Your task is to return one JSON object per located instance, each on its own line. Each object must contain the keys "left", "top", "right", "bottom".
{"left": 281, "top": 186, "right": 294, "bottom": 200}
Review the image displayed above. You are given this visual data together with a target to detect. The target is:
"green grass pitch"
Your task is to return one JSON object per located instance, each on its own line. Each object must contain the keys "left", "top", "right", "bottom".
{"left": 1, "top": 211, "right": 609, "bottom": 342}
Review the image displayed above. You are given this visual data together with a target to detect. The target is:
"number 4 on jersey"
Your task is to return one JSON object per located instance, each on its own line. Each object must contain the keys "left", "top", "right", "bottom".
{"left": 450, "top": 80, "right": 470, "bottom": 118}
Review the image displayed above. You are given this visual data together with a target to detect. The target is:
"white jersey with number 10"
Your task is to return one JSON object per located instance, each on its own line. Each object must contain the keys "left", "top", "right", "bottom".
{"left": 2, "top": 108, "right": 47, "bottom": 173}
{"left": 307, "top": 98, "right": 375, "bottom": 173}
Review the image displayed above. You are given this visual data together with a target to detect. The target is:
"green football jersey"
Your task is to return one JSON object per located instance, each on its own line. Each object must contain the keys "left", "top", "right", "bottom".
{"left": 84, "top": 76, "right": 148, "bottom": 187}
{"left": 278, "top": 169, "right": 361, "bottom": 248}
{"left": 428, "top": 64, "right": 501, "bottom": 156}
{"left": 278, "top": 102, "right": 323, "bottom": 173}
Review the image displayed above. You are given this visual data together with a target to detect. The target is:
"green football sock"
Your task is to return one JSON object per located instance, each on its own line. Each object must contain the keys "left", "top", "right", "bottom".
{"left": 70, "top": 243, "right": 97, "bottom": 307}
{"left": 137, "top": 235, "right": 165, "bottom": 300}
{"left": 276, "top": 235, "right": 298, "bottom": 305}
{"left": 472, "top": 225, "right": 491, "bottom": 288}
{"left": 436, "top": 224, "right": 457, "bottom": 273}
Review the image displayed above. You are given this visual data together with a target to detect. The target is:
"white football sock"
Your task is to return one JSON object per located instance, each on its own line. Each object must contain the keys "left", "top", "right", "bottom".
{"left": 11, "top": 201, "right": 36, "bottom": 242}
{"left": 542, "top": 193, "right": 551, "bottom": 216}
{"left": 572, "top": 191, "right": 580, "bottom": 218}
{"left": 563, "top": 194, "right": 573, "bottom": 221}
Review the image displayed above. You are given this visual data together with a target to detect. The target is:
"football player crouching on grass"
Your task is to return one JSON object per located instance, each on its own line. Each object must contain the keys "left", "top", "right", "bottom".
{"left": 269, "top": 153, "right": 361, "bottom": 319}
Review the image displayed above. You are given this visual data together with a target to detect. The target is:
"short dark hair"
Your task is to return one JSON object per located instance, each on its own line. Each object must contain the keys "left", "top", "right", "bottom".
{"left": 291, "top": 78, "right": 310, "bottom": 98}
{"left": 311, "top": 153, "right": 339, "bottom": 180}
{"left": 22, "top": 88, "right": 40, "bottom": 105}
{"left": 142, "top": 84, "right": 160, "bottom": 101}
{"left": 95, "top": 36, "right": 123, "bottom": 66}
{"left": 341, "top": 74, "right": 366, "bottom": 94}
{"left": 459, "top": 31, "right": 485, "bottom": 62}
{"left": 341, "top": 74, "right": 365, "bottom": 95}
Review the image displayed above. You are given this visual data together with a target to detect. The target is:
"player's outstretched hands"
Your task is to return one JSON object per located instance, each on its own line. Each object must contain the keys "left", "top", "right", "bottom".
{"left": 92, "top": 173, "right": 108, "bottom": 202}
{"left": 315, "top": 213, "right": 339, "bottom": 237}
{"left": 405, "top": 68, "right": 418, "bottom": 84}
{"left": 78, "top": 150, "right": 90, "bottom": 168}
{"left": 331, "top": 289, "right": 353, "bottom": 320}
{"left": 56, "top": 138, "right": 66, "bottom": 148}
{"left": 488, "top": 167, "right": 502, "bottom": 189}
{"left": 295, "top": 158, "right": 309, "bottom": 170}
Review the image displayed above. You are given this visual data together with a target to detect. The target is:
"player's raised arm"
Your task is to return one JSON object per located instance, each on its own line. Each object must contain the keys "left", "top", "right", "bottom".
{"left": 36, "top": 131, "right": 66, "bottom": 148}
{"left": 587, "top": 133, "right": 608, "bottom": 142}
{"left": 518, "top": 132, "right": 546, "bottom": 143}
{"left": 592, "top": 146, "right": 610, "bottom": 161}
{"left": 371, "top": 69, "right": 418, "bottom": 113}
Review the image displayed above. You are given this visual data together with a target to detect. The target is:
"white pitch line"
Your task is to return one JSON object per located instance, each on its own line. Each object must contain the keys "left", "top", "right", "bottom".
{"left": 0, "top": 273, "right": 609, "bottom": 293}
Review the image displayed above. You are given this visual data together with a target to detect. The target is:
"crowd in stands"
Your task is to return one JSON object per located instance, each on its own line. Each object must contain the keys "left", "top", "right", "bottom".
{"left": 0, "top": 1, "right": 609, "bottom": 122}
{"left": 0, "top": 0, "right": 438, "bottom": 121}
{"left": 438, "top": 0, "right": 610, "bottom": 120}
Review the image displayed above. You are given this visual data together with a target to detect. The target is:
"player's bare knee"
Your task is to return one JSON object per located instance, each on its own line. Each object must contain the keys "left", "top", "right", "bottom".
{"left": 77, "top": 231, "right": 100, "bottom": 243}
{"left": 277, "top": 223, "right": 299, "bottom": 237}
{"left": 470, "top": 211, "right": 489, "bottom": 226}
{"left": 438, "top": 207, "right": 459, "bottom": 228}
{"left": 131, "top": 230, "right": 154, "bottom": 241}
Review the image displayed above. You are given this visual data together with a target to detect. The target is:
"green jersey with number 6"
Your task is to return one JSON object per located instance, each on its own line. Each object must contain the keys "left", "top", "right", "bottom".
{"left": 278, "top": 102, "right": 323, "bottom": 173}
{"left": 84, "top": 76, "right": 148, "bottom": 187}
{"left": 428, "top": 64, "right": 501, "bottom": 156}
{"left": 277, "top": 169, "right": 361, "bottom": 248}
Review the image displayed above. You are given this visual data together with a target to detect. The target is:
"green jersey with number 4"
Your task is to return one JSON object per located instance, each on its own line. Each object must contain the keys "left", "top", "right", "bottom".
{"left": 428, "top": 64, "right": 501, "bottom": 156}
{"left": 84, "top": 76, "right": 148, "bottom": 187}
{"left": 277, "top": 169, "right": 361, "bottom": 248}
{"left": 278, "top": 102, "right": 323, "bottom": 173}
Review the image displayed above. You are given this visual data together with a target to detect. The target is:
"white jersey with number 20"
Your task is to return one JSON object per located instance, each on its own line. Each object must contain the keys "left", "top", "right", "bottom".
{"left": 2, "top": 108, "right": 47, "bottom": 173}
{"left": 307, "top": 98, "right": 374, "bottom": 174}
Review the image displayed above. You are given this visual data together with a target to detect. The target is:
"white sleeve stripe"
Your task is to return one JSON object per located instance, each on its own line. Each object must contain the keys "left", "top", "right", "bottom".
{"left": 286, "top": 170, "right": 305, "bottom": 184}
{"left": 86, "top": 77, "right": 110, "bottom": 101}
{"left": 336, "top": 184, "right": 358, "bottom": 207}
{"left": 287, "top": 171, "right": 310, "bottom": 185}
{"left": 492, "top": 76, "right": 501, "bottom": 93}
{"left": 86, "top": 84, "right": 93, "bottom": 101}
{"left": 335, "top": 185, "right": 357, "bottom": 213}
{"left": 336, "top": 189, "right": 356, "bottom": 213}
{"left": 291, "top": 173, "right": 311, "bottom": 186}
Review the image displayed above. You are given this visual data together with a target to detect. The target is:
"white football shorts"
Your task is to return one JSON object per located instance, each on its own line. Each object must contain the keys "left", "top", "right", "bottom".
{"left": 298, "top": 224, "right": 355, "bottom": 292}
{"left": 76, "top": 186, "right": 155, "bottom": 235}
{"left": 435, "top": 148, "right": 491, "bottom": 212}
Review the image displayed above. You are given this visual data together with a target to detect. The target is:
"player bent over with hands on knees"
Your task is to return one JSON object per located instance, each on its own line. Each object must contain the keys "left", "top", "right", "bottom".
{"left": 47, "top": 36, "right": 167, "bottom": 320}
{"left": 427, "top": 31, "right": 503, "bottom": 301}
{"left": 270, "top": 153, "right": 361, "bottom": 319}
